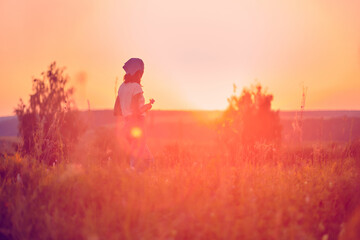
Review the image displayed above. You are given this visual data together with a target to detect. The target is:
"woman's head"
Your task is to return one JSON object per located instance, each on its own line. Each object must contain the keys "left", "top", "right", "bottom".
{"left": 123, "top": 58, "right": 144, "bottom": 84}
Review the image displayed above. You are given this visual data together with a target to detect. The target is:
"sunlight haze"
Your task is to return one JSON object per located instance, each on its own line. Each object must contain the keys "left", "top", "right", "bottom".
{"left": 1, "top": 0, "right": 360, "bottom": 116}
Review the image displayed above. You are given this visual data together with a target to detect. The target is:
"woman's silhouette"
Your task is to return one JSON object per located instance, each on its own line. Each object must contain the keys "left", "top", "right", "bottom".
{"left": 114, "top": 58, "right": 154, "bottom": 169}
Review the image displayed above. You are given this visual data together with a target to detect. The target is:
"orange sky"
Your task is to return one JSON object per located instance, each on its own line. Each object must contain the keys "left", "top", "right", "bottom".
{"left": 1, "top": 0, "right": 360, "bottom": 116}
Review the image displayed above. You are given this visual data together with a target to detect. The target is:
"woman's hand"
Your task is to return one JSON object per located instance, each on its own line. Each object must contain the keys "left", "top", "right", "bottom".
{"left": 138, "top": 98, "right": 155, "bottom": 114}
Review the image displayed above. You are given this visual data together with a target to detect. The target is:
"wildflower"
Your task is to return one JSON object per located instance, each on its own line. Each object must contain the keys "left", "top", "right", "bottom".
{"left": 318, "top": 222, "right": 325, "bottom": 231}
{"left": 16, "top": 173, "right": 22, "bottom": 184}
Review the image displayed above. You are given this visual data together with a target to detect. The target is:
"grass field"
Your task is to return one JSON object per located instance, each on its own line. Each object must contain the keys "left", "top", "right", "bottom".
{"left": 1, "top": 110, "right": 360, "bottom": 240}
{"left": 1, "top": 137, "right": 360, "bottom": 240}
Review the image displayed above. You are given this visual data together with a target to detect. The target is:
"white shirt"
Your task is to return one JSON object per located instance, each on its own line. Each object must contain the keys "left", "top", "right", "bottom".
{"left": 118, "top": 82, "right": 145, "bottom": 117}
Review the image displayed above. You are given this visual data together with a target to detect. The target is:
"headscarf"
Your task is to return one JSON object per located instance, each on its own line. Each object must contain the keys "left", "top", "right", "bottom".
{"left": 123, "top": 58, "right": 144, "bottom": 76}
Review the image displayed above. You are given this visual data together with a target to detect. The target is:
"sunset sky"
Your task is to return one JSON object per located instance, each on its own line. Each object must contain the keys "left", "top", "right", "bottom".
{"left": 1, "top": 0, "right": 360, "bottom": 116}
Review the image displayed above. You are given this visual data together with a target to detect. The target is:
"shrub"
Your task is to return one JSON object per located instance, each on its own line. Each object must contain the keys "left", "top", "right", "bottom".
{"left": 219, "top": 83, "right": 281, "bottom": 161}
{"left": 14, "top": 62, "right": 86, "bottom": 164}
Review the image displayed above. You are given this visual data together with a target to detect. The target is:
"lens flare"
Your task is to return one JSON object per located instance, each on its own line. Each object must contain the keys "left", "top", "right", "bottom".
{"left": 131, "top": 127, "right": 142, "bottom": 138}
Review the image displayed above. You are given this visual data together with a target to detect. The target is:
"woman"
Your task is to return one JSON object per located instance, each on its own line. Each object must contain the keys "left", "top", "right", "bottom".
{"left": 115, "top": 58, "right": 155, "bottom": 169}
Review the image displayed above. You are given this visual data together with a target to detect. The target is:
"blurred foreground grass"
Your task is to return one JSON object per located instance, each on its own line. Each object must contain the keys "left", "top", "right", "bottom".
{"left": 0, "top": 151, "right": 360, "bottom": 240}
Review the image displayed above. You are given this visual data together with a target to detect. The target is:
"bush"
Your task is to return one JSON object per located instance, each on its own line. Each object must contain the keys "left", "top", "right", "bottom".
{"left": 219, "top": 84, "right": 281, "bottom": 161}
{"left": 14, "top": 62, "right": 86, "bottom": 164}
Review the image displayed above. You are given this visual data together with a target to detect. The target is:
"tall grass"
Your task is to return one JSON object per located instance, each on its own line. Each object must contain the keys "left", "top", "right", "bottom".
{"left": 1, "top": 148, "right": 359, "bottom": 240}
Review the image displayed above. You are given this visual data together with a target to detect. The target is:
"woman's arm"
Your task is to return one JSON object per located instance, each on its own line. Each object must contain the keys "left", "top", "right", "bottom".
{"left": 132, "top": 93, "right": 154, "bottom": 115}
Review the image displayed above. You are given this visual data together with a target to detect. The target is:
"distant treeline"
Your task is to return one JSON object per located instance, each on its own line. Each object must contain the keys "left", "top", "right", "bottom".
{"left": 282, "top": 117, "right": 360, "bottom": 143}
{"left": 1, "top": 110, "right": 360, "bottom": 142}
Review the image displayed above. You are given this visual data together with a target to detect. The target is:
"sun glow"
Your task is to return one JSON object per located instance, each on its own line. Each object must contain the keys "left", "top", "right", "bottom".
{"left": 0, "top": 0, "right": 360, "bottom": 116}
{"left": 130, "top": 127, "right": 142, "bottom": 138}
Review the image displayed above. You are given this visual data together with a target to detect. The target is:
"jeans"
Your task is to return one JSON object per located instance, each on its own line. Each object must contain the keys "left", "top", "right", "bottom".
{"left": 124, "top": 116, "right": 154, "bottom": 168}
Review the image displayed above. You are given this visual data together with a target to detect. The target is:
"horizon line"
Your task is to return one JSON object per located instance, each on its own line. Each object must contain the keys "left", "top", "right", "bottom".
{"left": 2, "top": 108, "right": 360, "bottom": 118}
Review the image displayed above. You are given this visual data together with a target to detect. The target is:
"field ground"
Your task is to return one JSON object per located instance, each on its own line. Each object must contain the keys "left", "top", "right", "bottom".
{"left": 1, "top": 150, "right": 360, "bottom": 240}
{"left": 1, "top": 111, "right": 360, "bottom": 239}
